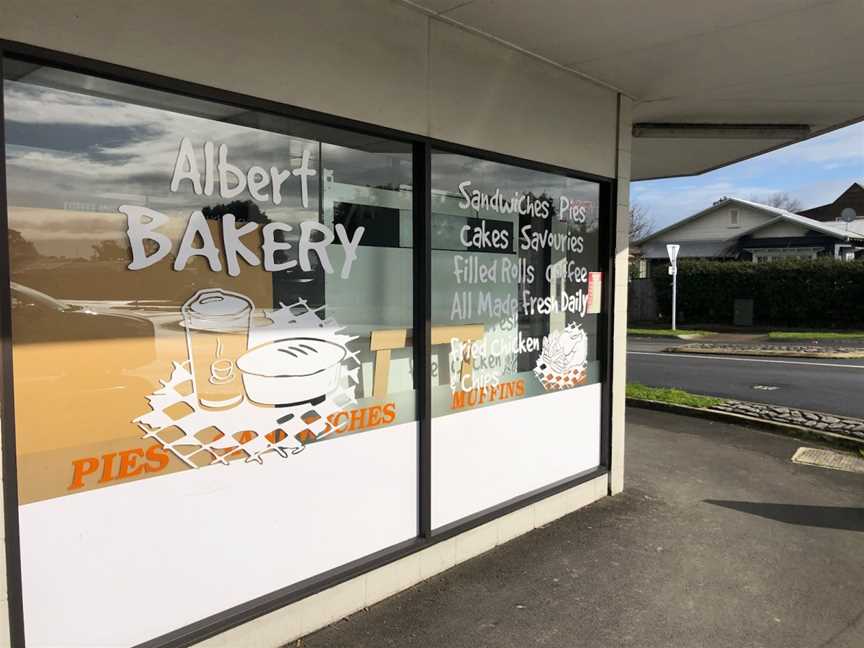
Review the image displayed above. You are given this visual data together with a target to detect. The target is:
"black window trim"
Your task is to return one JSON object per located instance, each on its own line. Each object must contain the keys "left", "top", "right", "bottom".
{"left": 0, "top": 38, "right": 618, "bottom": 648}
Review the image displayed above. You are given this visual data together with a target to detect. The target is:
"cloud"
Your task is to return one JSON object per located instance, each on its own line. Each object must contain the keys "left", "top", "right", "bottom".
{"left": 632, "top": 180, "right": 785, "bottom": 227}
{"left": 3, "top": 78, "right": 329, "bottom": 223}
{"left": 794, "top": 178, "right": 864, "bottom": 210}
{"left": 4, "top": 85, "right": 161, "bottom": 128}
{"left": 2, "top": 75, "right": 428, "bottom": 260}
{"left": 763, "top": 122, "right": 864, "bottom": 166}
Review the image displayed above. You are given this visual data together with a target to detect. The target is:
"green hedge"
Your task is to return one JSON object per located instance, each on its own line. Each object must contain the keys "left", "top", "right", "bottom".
{"left": 650, "top": 258, "right": 864, "bottom": 327}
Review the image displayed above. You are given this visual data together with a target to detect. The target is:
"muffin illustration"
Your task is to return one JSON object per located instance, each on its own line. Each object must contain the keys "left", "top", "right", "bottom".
{"left": 534, "top": 323, "right": 588, "bottom": 390}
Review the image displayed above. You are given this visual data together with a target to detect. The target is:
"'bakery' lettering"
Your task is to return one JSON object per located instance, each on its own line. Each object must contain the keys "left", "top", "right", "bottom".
{"left": 120, "top": 136, "right": 364, "bottom": 278}
{"left": 122, "top": 205, "right": 364, "bottom": 278}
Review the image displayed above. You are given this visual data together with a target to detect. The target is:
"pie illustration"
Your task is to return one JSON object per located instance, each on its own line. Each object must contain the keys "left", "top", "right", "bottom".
{"left": 237, "top": 337, "right": 347, "bottom": 406}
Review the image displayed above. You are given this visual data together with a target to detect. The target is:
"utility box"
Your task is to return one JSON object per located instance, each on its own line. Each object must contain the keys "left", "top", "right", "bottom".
{"left": 734, "top": 299, "right": 754, "bottom": 326}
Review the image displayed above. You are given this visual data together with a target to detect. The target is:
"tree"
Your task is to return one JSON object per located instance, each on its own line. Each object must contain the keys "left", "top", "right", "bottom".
{"left": 748, "top": 191, "right": 803, "bottom": 213}
{"left": 629, "top": 203, "right": 654, "bottom": 243}
{"left": 9, "top": 229, "right": 38, "bottom": 264}
{"left": 202, "top": 200, "right": 269, "bottom": 224}
{"left": 91, "top": 239, "right": 128, "bottom": 262}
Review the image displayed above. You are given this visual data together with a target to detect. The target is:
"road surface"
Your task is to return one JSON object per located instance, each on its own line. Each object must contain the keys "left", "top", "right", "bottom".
{"left": 627, "top": 337, "right": 864, "bottom": 418}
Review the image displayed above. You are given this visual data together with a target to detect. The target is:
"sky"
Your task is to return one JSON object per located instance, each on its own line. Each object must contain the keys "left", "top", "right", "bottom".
{"left": 632, "top": 121, "right": 864, "bottom": 231}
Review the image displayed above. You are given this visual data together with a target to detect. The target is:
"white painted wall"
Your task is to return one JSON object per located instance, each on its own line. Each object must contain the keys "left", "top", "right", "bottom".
{"left": 428, "top": 19, "right": 617, "bottom": 176}
{"left": 658, "top": 204, "right": 770, "bottom": 241}
{"left": 0, "top": 0, "right": 618, "bottom": 179}
{"left": 0, "top": 420, "right": 7, "bottom": 648}
{"left": 432, "top": 385, "right": 602, "bottom": 528}
{"left": 19, "top": 424, "right": 418, "bottom": 647}
{"left": 611, "top": 96, "right": 632, "bottom": 495}
{"left": 749, "top": 220, "right": 812, "bottom": 238}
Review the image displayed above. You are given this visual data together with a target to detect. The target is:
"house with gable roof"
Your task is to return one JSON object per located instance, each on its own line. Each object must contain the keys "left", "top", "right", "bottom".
{"left": 798, "top": 182, "right": 864, "bottom": 222}
{"left": 634, "top": 191, "right": 864, "bottom": 276}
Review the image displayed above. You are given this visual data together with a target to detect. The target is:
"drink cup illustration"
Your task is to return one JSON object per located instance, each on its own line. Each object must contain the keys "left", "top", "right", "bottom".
{"left": 138, "top": 297, "right": 364, "bottom": 467}
{"left": 182, "top": 289, "right": 253, "bottom": 409}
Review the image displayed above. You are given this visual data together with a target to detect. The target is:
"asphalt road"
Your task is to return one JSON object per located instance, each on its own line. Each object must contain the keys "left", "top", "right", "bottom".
{"left": 303, "top": 409, "right": 864, "bottom": 648}
{"left": 627, "top": 337, "right": 864, "bottom": 418}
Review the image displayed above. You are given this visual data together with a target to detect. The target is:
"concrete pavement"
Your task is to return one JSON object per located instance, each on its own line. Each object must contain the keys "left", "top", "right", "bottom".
{"left": 299, "top": 409, "right": 864, "bottom": 648}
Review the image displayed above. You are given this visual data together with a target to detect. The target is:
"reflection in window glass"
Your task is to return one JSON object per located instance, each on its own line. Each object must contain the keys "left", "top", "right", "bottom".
{"left": 430, "top": 152, "right": 603, "bottom": 415}
{"left": 4, "top": 61, "right": 416, "bottom": 647}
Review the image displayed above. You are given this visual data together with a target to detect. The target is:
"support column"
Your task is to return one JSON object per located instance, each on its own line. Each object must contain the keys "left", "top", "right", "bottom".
{"left": 610, "top": 94, "right": 633, "bottom": 495}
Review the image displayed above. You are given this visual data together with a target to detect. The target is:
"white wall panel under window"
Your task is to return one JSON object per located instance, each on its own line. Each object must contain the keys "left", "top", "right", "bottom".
{"left": 431, "top": 385, "right": 601, "bottom": 528}
{"left": 19, "top": 422, "right": 418, "bottom": 647}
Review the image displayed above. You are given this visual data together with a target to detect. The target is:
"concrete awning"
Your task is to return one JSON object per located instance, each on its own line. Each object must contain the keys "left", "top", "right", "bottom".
{"left": 409, "top": 0, "right": 864, "bottom": 179}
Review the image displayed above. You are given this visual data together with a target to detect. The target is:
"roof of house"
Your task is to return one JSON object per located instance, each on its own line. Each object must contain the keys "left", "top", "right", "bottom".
{"left": 798, "top": 183, "right": 864, "bottom": 222}
{"left": 641, "top": 240, "right": 738, "bottom": 259}
{"left": 637, "top": 196, "right": 864, "bottom": 247}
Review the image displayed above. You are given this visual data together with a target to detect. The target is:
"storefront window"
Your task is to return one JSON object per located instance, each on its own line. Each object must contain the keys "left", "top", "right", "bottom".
{"left": 1, "top": 53, "right": 613, "bottom": 647}
{"left": 429, "top": 152, "right": 604, "bottom": 528}
{"left": 3, "top": 61, "right": 417, "bottom": 646}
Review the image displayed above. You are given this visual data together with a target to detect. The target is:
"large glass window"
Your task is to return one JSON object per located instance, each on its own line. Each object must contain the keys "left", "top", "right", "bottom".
{"left": 429, "top": 152, "right": 605, "bottom": 528}
{"left": 1, "top": 55, "right": 614, "bottom": 648}
{"left": 4, "top": 61, "right": 416, "bottom": 647}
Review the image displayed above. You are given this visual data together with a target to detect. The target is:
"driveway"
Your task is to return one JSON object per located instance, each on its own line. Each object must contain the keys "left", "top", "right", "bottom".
{"left": 301, "top": 408, "right": 864, "bottom": 648}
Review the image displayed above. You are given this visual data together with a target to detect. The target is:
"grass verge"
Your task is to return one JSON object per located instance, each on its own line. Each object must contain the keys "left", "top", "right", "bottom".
{"left": 628, "top": 327, "right": 714, "bottom": 338}
{"left": 626, "top": 383, "right": 725, "bottom": 409}
{"left": 768, "top": 331, "right": 864, "bottom": 340}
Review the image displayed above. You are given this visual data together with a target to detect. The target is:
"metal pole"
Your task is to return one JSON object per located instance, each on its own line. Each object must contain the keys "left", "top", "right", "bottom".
{"left": 666, "top": 244, "right": 680, "bottom": 332}
{"left": 413, "top": 141, "right": 432, "bottom": 538}
{"left": 672, "top": 270, "right": 677, "bottom": 331}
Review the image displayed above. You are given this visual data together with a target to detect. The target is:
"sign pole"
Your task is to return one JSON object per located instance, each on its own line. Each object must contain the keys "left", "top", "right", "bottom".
{"left": 672, "top": 269, "right": 677, "bottom": 331}
{"left": 666, "top": 244, "right": 680, "bottom": 331}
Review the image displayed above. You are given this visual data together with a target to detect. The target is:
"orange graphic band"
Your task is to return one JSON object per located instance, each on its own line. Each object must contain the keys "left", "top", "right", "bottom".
{"left": 451, "top": 380, "right": 525, "bottom": 410}
{"left": 15, "top": 402, "right": 402, "bottom": 505}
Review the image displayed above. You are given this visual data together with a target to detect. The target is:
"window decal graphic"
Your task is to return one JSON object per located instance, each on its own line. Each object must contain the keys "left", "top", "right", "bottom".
{"left": 136, "top": 292, "right": 362, "bottom": 467}
{"left": 534, "top": 322, "right": 588, "bottom": 391}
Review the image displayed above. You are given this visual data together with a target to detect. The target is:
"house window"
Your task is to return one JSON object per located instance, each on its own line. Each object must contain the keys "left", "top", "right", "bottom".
{"left": 836, "top": 245, "right": 857, "bottom": 261}
{"left": 729, "top": 209, "right": 739, "bottom": 227}
{"left": 751, "top": 248, "right": 819, "bottom": 263}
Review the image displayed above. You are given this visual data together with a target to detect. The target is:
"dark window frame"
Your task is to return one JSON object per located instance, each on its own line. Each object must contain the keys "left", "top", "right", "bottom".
{"left": 0, "top": 38, "right": 617, "bottom": 648}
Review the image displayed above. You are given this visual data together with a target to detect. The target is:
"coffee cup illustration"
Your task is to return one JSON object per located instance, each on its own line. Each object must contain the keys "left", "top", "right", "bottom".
{"left": 139, "top": 294, "right": 364, "bottom": 467}
{"left": 182, "top": 289, "right": 253, "bottom": 409}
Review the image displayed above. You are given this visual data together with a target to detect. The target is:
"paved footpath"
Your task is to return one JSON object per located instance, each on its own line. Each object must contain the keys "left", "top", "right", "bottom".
{"left": 300, "top": 409, "right": 864, "bottom": 648}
